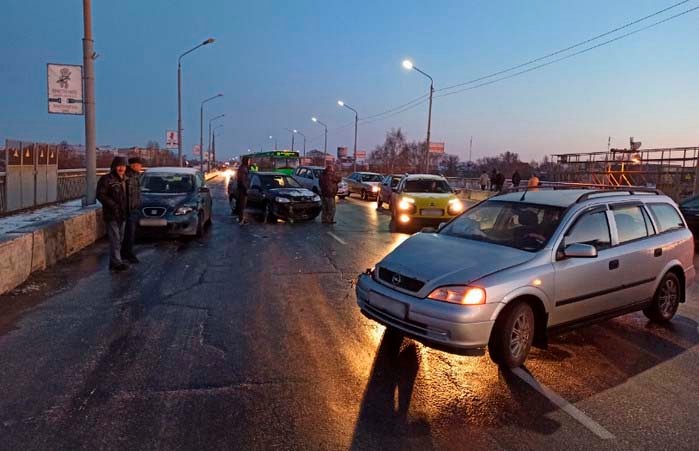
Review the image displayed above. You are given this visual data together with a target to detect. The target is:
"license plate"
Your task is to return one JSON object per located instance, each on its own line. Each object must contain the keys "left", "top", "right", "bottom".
{"left": 139, "top": 218, "right": 167, "bottom": 227}
{"left": 421, "top": 208, "right": 443, "bottom": 217}
{"left": 369, "top": 292, "right": 407, "bottom": 319}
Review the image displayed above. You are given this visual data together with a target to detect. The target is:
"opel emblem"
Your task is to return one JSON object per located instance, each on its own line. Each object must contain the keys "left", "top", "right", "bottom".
{"left": 392, "top": 274, "right": 402, "bottom": 286}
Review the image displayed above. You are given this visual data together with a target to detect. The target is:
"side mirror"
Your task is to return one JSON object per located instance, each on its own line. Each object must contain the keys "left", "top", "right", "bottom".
{"left": 438, "top": 222, "right": 447, "bottom": 231}
{"left": 563, "top": 243, "right": 598, "bottom": 259}
{"left": 199, "top": 186, "right": 210, "bottom": 193}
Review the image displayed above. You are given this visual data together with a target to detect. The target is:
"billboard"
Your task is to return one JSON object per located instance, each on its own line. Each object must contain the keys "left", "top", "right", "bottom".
{"left": 337, "top": 147, "right": 348, "bottom": 158}
{"left": 192, "top": 144, "right": 201, "bottom": 156}
{"left": 47, "top": 64, "right": 83, "bottom": 115}
{"left": 356, "top": 150, "right": 367, "bottom": 160}
{"left": 166, "top": 131, "right": 178, "bottom": 149}
{"left": 429, "top": 142, "right": 445, "bottom": 153}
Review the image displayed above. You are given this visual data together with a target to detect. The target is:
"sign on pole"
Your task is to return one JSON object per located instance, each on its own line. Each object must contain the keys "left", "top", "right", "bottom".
{"left": 356, "top": 150, "right": 367, "bottom": 160}
{"left": 337, "top": 147, "right": 348, "bottom": 158}
{"left": 429, "top": 142, "right": 445, "bottom": 154}
{"left": 47, "top": 64, "right": 83, "bottom": 115}
{"left": 166, "top": 130, "right": 178, "bottom": 149}
{"left": 192, "top": 144, "right": 201, "bottom": 156}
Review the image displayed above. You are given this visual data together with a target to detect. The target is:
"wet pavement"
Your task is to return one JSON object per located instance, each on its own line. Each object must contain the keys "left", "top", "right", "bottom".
{"left": 1, "top": 176, "right": 698, "bottom": 450}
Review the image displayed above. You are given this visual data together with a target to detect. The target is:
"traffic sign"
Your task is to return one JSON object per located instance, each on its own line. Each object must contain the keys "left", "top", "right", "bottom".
{"left": 47, "top": 64, "right": 83, "bottom": 115}
{"left": 166, "top": 130, "right": 178, "bottom": 149}
{"left": 429, "top": 142, "right": 445, "bottom": 153}
{"left": 192, "top": 144, "right": 201, "bottom": 156}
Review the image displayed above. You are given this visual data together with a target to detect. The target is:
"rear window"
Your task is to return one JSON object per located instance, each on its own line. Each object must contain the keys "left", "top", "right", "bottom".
{"left": 648, "top": 203, "right": 685, "bottom": 233}
{"left": 612, "top": 206, "right": 652, "bottom": 244}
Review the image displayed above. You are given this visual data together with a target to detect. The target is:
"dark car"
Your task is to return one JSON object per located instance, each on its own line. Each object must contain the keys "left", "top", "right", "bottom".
{"left": 679, "top": 195, "right": 699, "bottom": 237}
{"left": 245, "top": 172, "right": 322, "bottom": 222}
{"left": 137, "top": 167, "right": 212, "bottom": 237}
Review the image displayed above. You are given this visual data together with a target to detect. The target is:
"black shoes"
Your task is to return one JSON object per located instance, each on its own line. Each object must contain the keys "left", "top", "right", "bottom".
{"left": 110, "top": 263, "right": 129, "bottom": 272}
{"left": 121, "top": 254, "right": 140, "bottom": 264}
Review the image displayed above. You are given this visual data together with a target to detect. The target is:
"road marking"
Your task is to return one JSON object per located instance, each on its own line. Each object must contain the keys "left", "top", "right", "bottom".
{"left": 327, "top": 231, "right": 347, "bottom": 245}
{"left": 511, "top": 367, "right": 615, "bottom": 440}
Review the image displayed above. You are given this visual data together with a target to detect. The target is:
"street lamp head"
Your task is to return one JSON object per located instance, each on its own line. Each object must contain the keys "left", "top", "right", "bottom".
{"left": 269, "top": 135, "right": 273, "bottom": 139}
{"left": 402, "top": 59, "right": 414, "bottom": 70}
{"left": 203, "top": 38, "right": 216, "bottom": 45}
{"left": 337, "top": 100, "right": 344, "bottom": 107}
{"left": 217, "top": 93, "right": 224, "bottom": 97}
{"left": 293, "top": 129, "right": 298, "bottom": 133}
{"left": 312, "top": 117, "right": 318, "bottom": 122}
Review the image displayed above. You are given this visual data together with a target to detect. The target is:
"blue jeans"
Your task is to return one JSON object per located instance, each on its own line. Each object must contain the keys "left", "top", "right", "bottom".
{"left": 107, "top": 220, "right": 126, "bottom": 267}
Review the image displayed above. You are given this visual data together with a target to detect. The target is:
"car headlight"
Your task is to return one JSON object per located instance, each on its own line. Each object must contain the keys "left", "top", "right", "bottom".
{"left": 275, "top": 196, "right": 291, "bottom": 203}
{"left": 398, "top": 197, "right": 416, "bottom": 211}
{"left": 312, "top": 194, "right": 321, "bottom": 202}
{"left": 174, "top": 206, "right": 195, "bottom": 216}
{"left": 447, "top": 198, "right": 464, "bottom": 215}
{"left": 371, "top": 185, "right": 380, "bottom": 192}
{"left": 428, "top": 286, "right": 486, "bottom": 305}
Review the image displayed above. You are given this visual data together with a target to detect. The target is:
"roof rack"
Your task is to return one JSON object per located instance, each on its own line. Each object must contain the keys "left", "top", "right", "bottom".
{"left": 505, "top": 181, "right": 664, "bottom": 203}
{"left": 574, "top": 188, "right": 662, "bottom": 203}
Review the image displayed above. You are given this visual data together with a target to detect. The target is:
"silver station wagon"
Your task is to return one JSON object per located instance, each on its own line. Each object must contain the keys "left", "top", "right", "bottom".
{"left": 356, "top": 188, "right": 695, "bottom": 367}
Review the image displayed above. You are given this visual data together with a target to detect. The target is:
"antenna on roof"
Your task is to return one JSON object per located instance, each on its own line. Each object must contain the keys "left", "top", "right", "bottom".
{"left": 520, "top": 186, "right": 529, "bottom": 201}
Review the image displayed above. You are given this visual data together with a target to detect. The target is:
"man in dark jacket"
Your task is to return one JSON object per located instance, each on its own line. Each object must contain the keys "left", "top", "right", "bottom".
{"left": 236, "top": 157, "right": 251, "bottom": 225}
{"left": 511, "top": 170, "right": 521, "bottom": 189}
{"left": 96, "top": 156, "right": 129, "bottom": 271}
{"left": 121, "top": 157, "right": 142, "bottom": 263}
{"left": 319, "top": 164, "right": 342, "bottom": 224}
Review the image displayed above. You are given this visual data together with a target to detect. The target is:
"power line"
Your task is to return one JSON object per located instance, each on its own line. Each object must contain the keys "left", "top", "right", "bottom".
{"left": 436, "top": 4, "right": 699, "bottom": 99}
{"left": 437, "top": 0, "right": 692, "bottom": 93}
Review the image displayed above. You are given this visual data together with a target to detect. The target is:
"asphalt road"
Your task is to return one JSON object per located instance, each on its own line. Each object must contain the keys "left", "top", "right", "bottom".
{"left": 1, "top": 176, "right": 698, "bottom": 451}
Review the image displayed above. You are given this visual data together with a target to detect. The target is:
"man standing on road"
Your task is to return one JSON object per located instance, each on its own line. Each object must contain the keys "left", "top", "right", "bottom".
{"left": 511, "top": 170, "right": 521, "bottom": 189}
{"left": 319, "top": 164, "right": 342, "bottom": 224}
{"left": 236, "top": 157, "right": 251, "bottom": 225}
{"left": 121, "top": 157, "right": 142, "bottom": 264}
{"left": 479, "top": 170, "right": 490, "bottom": 191}
{"left": 96, "top": 156, "right": 129, "bottom": 271}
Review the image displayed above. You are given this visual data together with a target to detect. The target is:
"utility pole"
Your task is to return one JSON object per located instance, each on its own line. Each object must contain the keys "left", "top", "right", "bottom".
{"left": 469, "top": 136, "right": 473, "bottom": 163}
{"left": 82, "top": 0, "right": 97, "bottom": 205}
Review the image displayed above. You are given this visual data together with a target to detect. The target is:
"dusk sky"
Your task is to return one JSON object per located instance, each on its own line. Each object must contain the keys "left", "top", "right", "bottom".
{"left": 1, "top": 0, "right": 697, "bottom": 162}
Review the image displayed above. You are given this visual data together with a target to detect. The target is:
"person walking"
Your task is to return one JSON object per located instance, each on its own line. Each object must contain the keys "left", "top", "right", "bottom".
{"left": 319, "top": 164, "right": 342, "bottom": 224}
{"left": 236, "top": 157, "right": 251, "bottom": 225}
{"left": 96, "top": 156, "right": 129, "bottom": 271}
{"left": 527, "top": 173, "right": 541, "bottom": 191}
{"left": 493, "top": 170, "right": 505, "bottom": 192}
{"left": 479, "top": 170, "right": 490, "bottom": 191}
{"left": 121, "top": 157, "right": 143, "bottom": 263}
{"left": 490, "top": 169, "right": 498, "bottom": 191}
{"left": 511, "top": 170, "right": 521, "bottom": 189}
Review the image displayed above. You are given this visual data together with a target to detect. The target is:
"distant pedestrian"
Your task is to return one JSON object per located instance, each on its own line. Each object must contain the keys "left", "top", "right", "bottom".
{"left": 511, "top": 170, "right": 521, "bottom": 189}
{"left": 479, "top": 170, "right": 490, "bottom": 191}
{"left": 494, "top": 170, "right": 505, "bottom": 192}
{"left": 528, "top": 174, "right": 541, "bottom": 191}
{"left": 121, "top": 157, "right": 143, "bottom": 264}
{"left": 490, "top": 169, "right": 497, "bottom": 191}
{"left": 96, "top": 156, "right": 129, "bottom": 271}
{"left": 319, "top": 164, "right": 342, "bottom": 224}
{"left": 237, "top": 157, "right": 251, "bottom": 225}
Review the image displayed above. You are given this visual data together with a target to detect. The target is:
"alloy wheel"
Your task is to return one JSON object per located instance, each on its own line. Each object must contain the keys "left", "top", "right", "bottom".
{"left": 509, "top": 312, "right": 532, "bottom": 359}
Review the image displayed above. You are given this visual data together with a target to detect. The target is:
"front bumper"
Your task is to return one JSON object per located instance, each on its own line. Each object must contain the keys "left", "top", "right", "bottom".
{"left": 137, "top": 212, "right": 198, "bottom": 236}
{"left": 273, "top": 202, "right": 322, "bottom": 220}
{"left": 355, "top": 273, "right": 496, "bottom": 350}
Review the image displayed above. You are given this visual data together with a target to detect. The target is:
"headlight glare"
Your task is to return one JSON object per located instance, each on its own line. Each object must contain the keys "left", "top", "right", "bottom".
{"left": 174, "top": 206, "right": 195, "bottom": 216}
{"left": 398, "top": 197, "right": 415, "bottom": 211}
{"left": 448, "top": 198, "right": 464, "bottom": 215}
{"left": 428, "top": 286, "right": 486, "bottom": 305}
{"left": 312, "top": 194, "right": 321, "bottom": 202}
{"left": 371, "top": 185, "right": 380, "bottom": 192}
{"left": 275, "top": 196, "right": 291, "bottom": 203}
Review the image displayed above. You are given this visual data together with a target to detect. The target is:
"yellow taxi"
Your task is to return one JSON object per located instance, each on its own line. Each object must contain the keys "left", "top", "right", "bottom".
{"left": 390, "top": 174, "right": 464, "bottom": 231}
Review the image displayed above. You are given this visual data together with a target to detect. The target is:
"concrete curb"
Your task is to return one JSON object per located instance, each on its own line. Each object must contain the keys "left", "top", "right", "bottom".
{"left": 0, "top": 205, "right": 105, "bottom": 295}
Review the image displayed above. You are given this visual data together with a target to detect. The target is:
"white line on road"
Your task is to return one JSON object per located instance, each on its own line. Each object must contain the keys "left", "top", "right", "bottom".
{"left": 511, "top": 367, "right": 615, "bottom": 440}
{"left": 327, "top": 231, "right": 347, "bottom": 245}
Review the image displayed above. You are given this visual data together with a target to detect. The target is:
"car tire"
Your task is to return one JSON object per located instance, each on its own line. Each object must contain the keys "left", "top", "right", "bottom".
{"left": 263, "top": 202, "right": 277, "bottom": 224}
{"left": 195, "top": 212, "right": 204, "bottom": 237}
{"left": 489, "top": 301, "right": 535, "bottom": 368}
{"left": 338, "top": 195, "right": 346, "bottom": 200}
{"left": 643, "top": 272, "right": 681, "bottom": 322}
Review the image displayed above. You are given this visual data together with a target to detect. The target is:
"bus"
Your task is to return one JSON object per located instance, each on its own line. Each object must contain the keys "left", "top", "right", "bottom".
{"left": 245, "top": 150, "right": 300, "bottom": 175}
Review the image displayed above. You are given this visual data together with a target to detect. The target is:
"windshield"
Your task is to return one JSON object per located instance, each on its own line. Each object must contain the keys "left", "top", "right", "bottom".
{"left": 360, "top": 174, "right": 382, "bottom": 182}
{"left": 441, "top": 200, "right": 565, "bottom": 252}
{"left": 141, "top": 173, "right": 195, "bottom": 193}
{"left": 404, "top": 179, "right": 452, "bottom": 193}
{"left": 260, "top": 174, "right": 302, "bottom": 189}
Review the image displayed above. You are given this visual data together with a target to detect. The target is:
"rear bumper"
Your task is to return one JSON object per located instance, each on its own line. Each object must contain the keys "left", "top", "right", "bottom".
{"left": 356, "top": 273, "right": 496, "bottom": 350}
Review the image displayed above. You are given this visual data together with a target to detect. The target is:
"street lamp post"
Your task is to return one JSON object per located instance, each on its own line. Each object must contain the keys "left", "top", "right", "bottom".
{"left": 208, "top": 114, "right": 225, "bottom": 172}
{"left": 338, "top": 100, "right": 359, "bottom": 172}
{"left": 269, "top": 135, "right": 277, "bottom": 150}
{"left": 177, "top": 38, "right": 215, "bottom": 167}
{"left": 82, "top": 0, "right": 97, "bottom": 204}
{"left": 212, "top": 124, "right": 223, "bottom": 167}
{"left": 284, "top": 128, "right": 297, "bottom": 152}
{"left": 403, "top": 59, "right": 434, "bottom": 173}
{"left": 295, "top": 130, "right": 307, "bottom": 158}
{"left": 200, "top": 93, "right": 223, "bottom": 172}
{"left": 311, "top": 117, "right": 328, "bottom": 160}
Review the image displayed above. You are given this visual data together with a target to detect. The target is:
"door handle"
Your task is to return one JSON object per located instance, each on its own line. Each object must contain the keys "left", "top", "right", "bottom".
{"left": 609, "top": 259, "right": 619, "bottom": 270}
{"left": 654, "top": 248, "right": 663, "bottom": 257}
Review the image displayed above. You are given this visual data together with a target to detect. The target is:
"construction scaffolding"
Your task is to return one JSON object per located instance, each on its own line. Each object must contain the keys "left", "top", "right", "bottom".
{"left": 551, "top": 146, "right": 699, "bottom": 201}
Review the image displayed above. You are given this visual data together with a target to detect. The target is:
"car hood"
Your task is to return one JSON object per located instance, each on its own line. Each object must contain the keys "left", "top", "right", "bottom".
{"left": 268, "top": 187, "right": 317, "bottom": 199}
{"left": 378, "top": 232, "right": 534, "bottom": 286}
{"left": 141, "top": 192, "right": 195, "bottom": 208}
